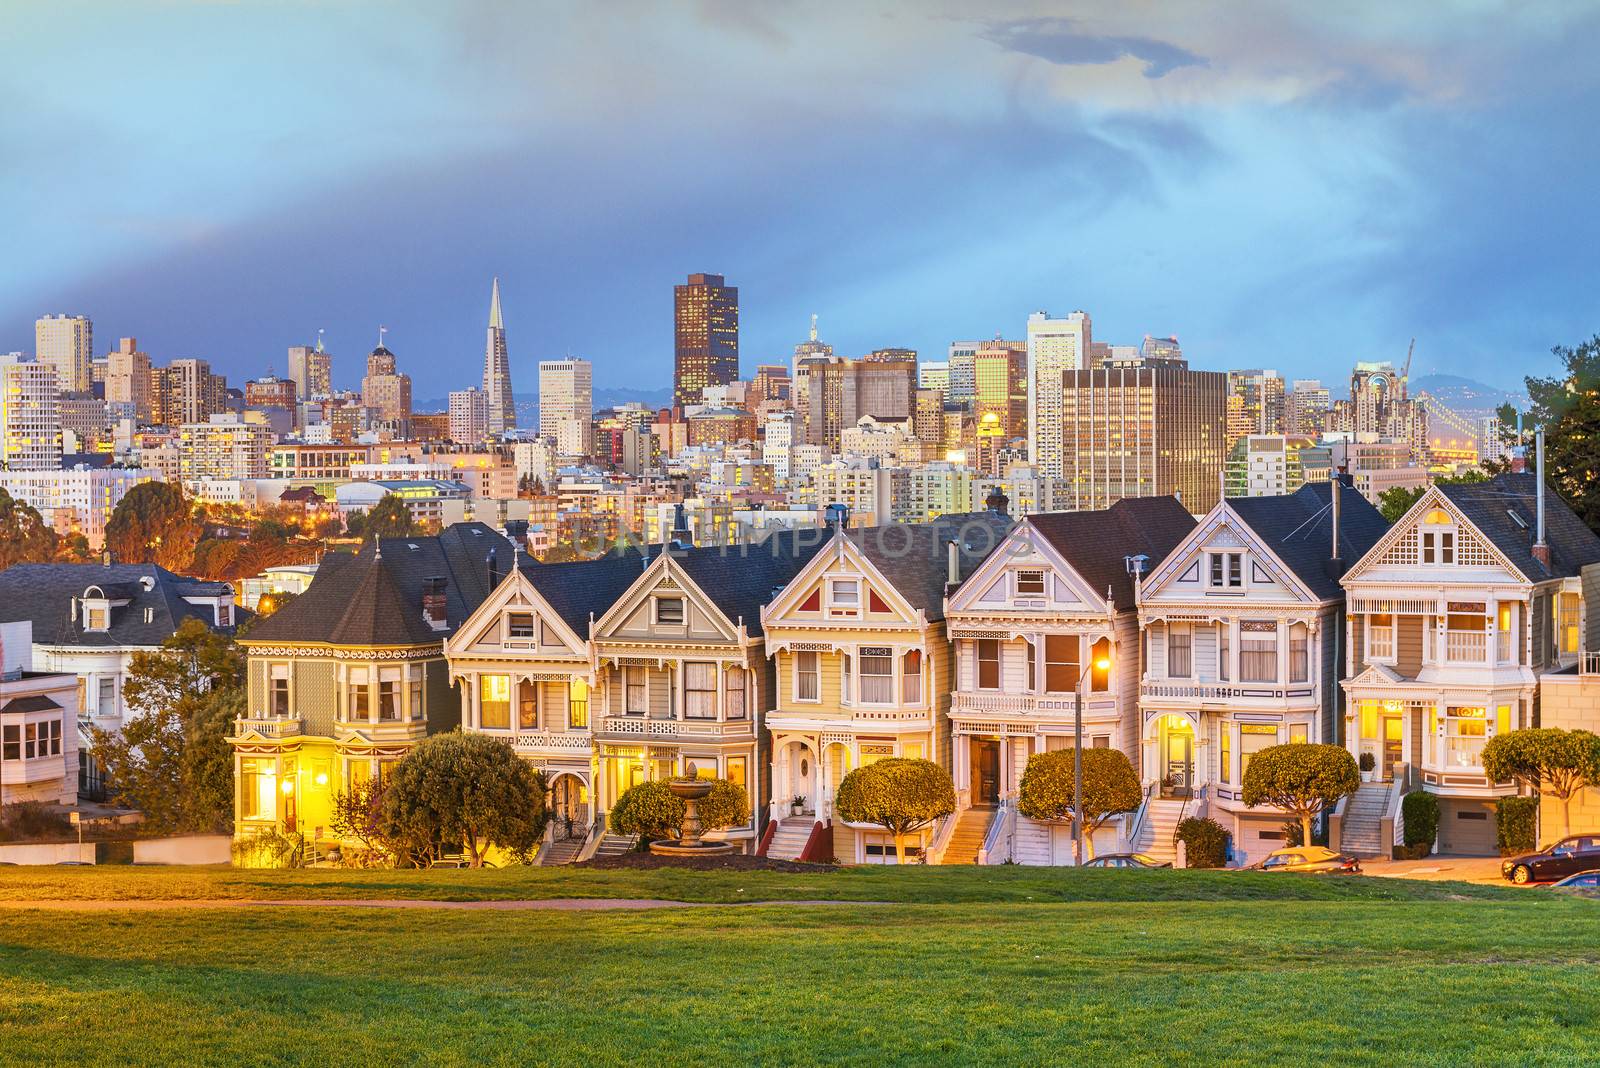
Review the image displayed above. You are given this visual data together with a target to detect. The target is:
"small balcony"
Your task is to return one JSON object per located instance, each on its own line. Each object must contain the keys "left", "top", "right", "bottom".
{"left": 232, "top": 715, "right": 301, "bottom": 740}
{"left": 596, "top": 716, "right": 754, "bottom": 741}
{"left": 1445, "top": 632, "right": 1487, "bottom": 663}
{"left": 510, "top": 731, "right": 593, "bottom": 754}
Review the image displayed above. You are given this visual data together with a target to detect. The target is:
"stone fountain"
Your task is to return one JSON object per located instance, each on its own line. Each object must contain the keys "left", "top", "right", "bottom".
{"left": 648, "top": 775, "right": 736, "bottom": 857}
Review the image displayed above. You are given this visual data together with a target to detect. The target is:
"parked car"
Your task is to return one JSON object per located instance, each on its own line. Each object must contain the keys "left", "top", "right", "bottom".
{"left": 1083, "top": 853, "right": 1171, "bottom": 869}
{"left": 1501, "top": 836, "right": 1600, "bottom": 884}
{"left": 1249, "top": 846, "right": 1362, "bottom": 874}
{"left": 1547, "top": 870, "right": 1600, "bottom": 891}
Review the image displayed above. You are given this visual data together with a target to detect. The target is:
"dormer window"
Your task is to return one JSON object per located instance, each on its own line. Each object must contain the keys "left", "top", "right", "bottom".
{"left": 217, "top": 604, "right": 232, "bottom": 627}
{"left": 1015, "top": 570, "right": 1046, "bottom": 597}
{"left": 1421, "top": 509, "right": 1455, "bottom": 565}
{"left": 830, "top": 579, "right": 860, "bottom": 608}
{"left": 83, "top": 602, "right": 109, "bottom": 631}
{"left": 654, "top": 597, "right": 685, "bottom": 625}
{"left": 1208, "top": 552, "right": 1243, "bottom": 588}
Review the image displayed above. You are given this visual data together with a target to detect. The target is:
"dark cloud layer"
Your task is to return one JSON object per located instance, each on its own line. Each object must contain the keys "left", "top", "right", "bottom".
{"left": 982, "top": 17, "right": 1207, "bottom": 79}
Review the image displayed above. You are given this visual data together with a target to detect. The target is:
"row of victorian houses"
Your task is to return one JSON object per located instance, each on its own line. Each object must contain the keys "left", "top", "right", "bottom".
{"left": 226, "top": 467, "right": 1600, "bottom": 866}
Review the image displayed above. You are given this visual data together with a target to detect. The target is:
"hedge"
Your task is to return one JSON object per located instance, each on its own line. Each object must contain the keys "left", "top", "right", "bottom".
{"left": 608, "top": 778, "right": 751, "bottom": 843}
{"left": 1176, "top": 816, "right": 1229, "bottom": 868}
{"left": 1401, "top": 791, "right": 1439, "bottom": 858}
{"left": 1495, "top": 796, "right": 1538, "bottom": 855}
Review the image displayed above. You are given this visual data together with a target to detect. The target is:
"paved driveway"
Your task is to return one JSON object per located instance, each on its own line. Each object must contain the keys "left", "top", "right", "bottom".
{"left": 1361, "top": 854, "right": 1509, "bottom": 885}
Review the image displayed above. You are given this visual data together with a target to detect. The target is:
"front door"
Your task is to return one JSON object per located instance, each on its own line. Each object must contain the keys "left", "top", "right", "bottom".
{"left": 1165, "top": 733, "right": 1193, "bottom": 798}
{"left": 1382, "top": 715, "right": 1404, "bottom": 781}
{"left": 972, "top": 739, "right": 1000, "bottom": 805}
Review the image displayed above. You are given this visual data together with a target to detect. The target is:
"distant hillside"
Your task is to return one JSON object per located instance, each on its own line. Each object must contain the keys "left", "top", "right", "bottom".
{"left": 1411, "top": 374, "right": 1527, "bottom": 418}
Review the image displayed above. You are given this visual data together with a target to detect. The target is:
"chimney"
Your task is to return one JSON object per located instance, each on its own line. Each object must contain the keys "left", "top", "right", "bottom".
{"left": 947, "top": 539, "right": 960, "bottom": 586}
{"left": 421, "top": 576, "right": 448, "bottom": 631}
{"left": 1534, "top": 430, "right": 1550, "bottom": 569}
{"left": 985, "top": 485, "right": 1010, "bottom": 516}
{"left": 1325, "top": 476, "right": 1346, "bottom": 582}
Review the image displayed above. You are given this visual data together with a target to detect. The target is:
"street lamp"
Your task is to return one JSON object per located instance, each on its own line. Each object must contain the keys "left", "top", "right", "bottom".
{"left": 1075, "top": 653, "right": 1113, "bottom": 867}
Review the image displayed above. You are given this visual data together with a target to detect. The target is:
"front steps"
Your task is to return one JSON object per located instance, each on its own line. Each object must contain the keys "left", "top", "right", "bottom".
{"left": 941, "top": 807, "right": 994, "bottom": 864}
{"left": 1341, "top": 782, "right": 1394, "bottom": 857}
{"left": 765, "top": 818, "right": 814, "bottom": 861}
{"left": 1131, "top": 798, "right": 1187, "bottom": 864}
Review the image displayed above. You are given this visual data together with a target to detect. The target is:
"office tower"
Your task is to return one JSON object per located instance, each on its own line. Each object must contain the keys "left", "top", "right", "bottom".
{"left": 1285, "top": 379, "right": 1331, "bottom": 437}
{"left": 35, "top": 314, "right": 93, "bottom": 394}
{"left": 288, "top": 337, "right": 332, "bottom": 401}
{"left": 1225, "top": 368, "right": 1286, "bottom": 446}
{"left": 972, "top": 339, "right": 1028, "bottom": 442}
{"left": 1225, "top": 434, "right": 1316, "bottom": 497}
{"left": 674, "top": 273, "right": 739, "bottom": 406}
{"left": 919, "top": 362, "right": 950, "bottom": 393}
{"left": 361, "top": 335, "right": 412, "bottom": 436}
{"left": 245, "top": 375, "right": 296, "bottom": 411}
{"left": 751, "top": 364, "right": 791, "bottom": 404}
{"left": 0, "top": 355, "right": 63, "bottom": 471}
{"left": 483, "top": 277, "right": 516, "bottom": 434}
{"left": 913, "top": 387, "right": 947, "bottom": 452}
{"left": 1350, "top": 361, "right": 1428, "bottom": 458}
{"left": 1026, "top": 310, "right": 1091, "bottom": 479}
{"left": 90, "top": 356, "right": 108, "bottom": 387}
{"left": 792, "top": 314, "right": 832, "bottom": 377}
{"left": 156, "top": 358, "right": 226, "bottom": 425}
{"left": 1140, "top": 335, "right": 1184, "bottom": 365}
{"left": 866, "top": 347, "right": 917, "bottom": 363}
{"left": 105, "top": 338, "right": 153, "bottom": 422}
{"left": 1060, "top": 351, "right": 1226, "bottom": 512}
{"left": 797, "top": 355, "right": 916, "bottom": 450}
{"left": 539, "top": 358, "right": 593, "bottom": 457}
{"left": 449, "top": 388, "right": 489, "bottom": 444}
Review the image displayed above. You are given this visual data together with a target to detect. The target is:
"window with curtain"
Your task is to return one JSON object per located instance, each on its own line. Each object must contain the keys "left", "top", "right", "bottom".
{"left": 795, "top": 651, "right": 820, "bottom": 701}
{"left": 725, "top": 666, "right": 746, "bottom": 720}
{"left": 685, "top": 663, "right": 717, "bottom": 719}
{"left": 1090, "top": 637, "right": 1112, "bottom": 692}
{"left": 1239, "top": 724, "right": 1279, "bottom": 778}
{"left": 1289, "top": 623, "right": 1309, "bottom": 682}
{"left": 1045, "top": 634, "right": 1080, "bottom": 693}
{"left": 625, "top": 666, "right": 648, "bottom": 714}
{"left": 1219, "top": 623, "right": 1230, "bottom": 681}
{"left": 480, "top": 674, "right": 511, "bottom": 729}
{"left": 1025, "top": 640, "right": 1036, "bottom": 692}
{"left": 1167, "top": 624, "right": 1192, "bottom": 678}
{"left": 348, "top": 668, "right": 370, "bottom": 721}
{"left": 902, "top": 650, "right": 923, "bottom": 705}
{"left": 1240, "top": 622, "right": 1277, "bottom": 683}
{"left": 270, "top": 664, "right": 289, "bottom": 717}
{"left": 568, "top": 679, "right": 589, "bottom": 729}
{"left": 977, "top": 639, "right": 1001, "bottom": 689}
{"left": 378, "top": 668, "right": 400, "bottom": 722}
{"left": 859, "top": 648, "right": 894, "bottom": 703}
{"left": 518, "top": 679, "right": 537, "bottom": 730}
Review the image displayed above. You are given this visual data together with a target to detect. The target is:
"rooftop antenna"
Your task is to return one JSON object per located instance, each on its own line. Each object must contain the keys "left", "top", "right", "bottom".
{"left": 809, "top": 314, "right": 818, "bottom": 343}
{"left": 315, "top": 329, "right": 325, "bottom": 353}
{"left": 378, "top": 325, "right": 387, "bottom": 349}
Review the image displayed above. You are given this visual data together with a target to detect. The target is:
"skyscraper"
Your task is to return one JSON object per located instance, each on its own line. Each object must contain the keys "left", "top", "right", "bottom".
{"left": 362, "top": 333, "right": 412, "bottom": 437}
{"left": 449, "top": 388, "right": 489, "bottom": 444}
{"left": 792, "top": 314, "right": 832, "bottom": 377}
{"left": 972, "top": 339, "right": 1028, "bottom": 443}
{"left": 0, "top": 354, "right": 63, "bottom": 471}
{"left": 1285, "top": 379, "right": 1331, "bottom": 436}
{"left": 105, "top": 338, "right": 153, "bottom": 422}
{"left": 1026, "top": 310, "right": 1091, "bottom": 479}
{"left": 1225, "top": 368, "right": 1286, "bottom": 446}
{"left": 674, "top": 273, "right": 738, "bottom": 406}
{"left": 483, "top": 277, "right": 516, "bottom": 435}
{"left": 288, "top": 337, "right": 332, "bottom": 401}
{"left": 539, "top": 358, "right": 593, "bottom": 457}
{"left": 35, "top": 314, "right": 93, "bottom": 394}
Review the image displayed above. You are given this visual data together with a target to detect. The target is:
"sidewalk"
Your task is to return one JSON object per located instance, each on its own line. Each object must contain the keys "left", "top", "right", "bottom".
{"left": 1359, "top": 854, "right": 1509, "bottom": 885}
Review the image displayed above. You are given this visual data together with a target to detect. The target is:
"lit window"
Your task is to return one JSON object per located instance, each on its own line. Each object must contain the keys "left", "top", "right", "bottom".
{"left": 1045, "top": 634, "right": 1080, "bottom": 693}
{"left": 270, "top": 664, "right": 290, "bottom": 718}
{"left": 568, "top": 679, "right": 589, "bottom": 729}
{"left": 518, "top": 679, "right": 537, "bottom": 730}
{"left": 625, "top": 666, "right": 649, "bottom": 714}
{"left": 480, "top": 674, "right": 511, "bottom": 729}
{"left": 685, "top": 663, "right": 717, "bottom": 719}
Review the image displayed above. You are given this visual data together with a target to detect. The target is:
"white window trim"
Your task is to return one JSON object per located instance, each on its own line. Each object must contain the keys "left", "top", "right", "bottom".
{"left": 828, "top": 577, "right": 861, "bottom": 611}
{"left": 652, "top": 595, "right": 687, "bottom": 626}
{"left": 793, "top": 650, "right": 821, "bottom": 704}
{"left": 1013, "top": 569, "right": 1047, "bottom": 598}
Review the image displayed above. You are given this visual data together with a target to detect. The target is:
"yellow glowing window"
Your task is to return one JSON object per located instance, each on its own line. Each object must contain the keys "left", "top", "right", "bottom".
{"left": 1360, "top": 701, "right": 1379, "bottom": 740}
{"left": 1496, "top": 705, "right": 1511, "bottom": 734}
{"left": 480, "top": 674, "right": 511, "bottom": 729}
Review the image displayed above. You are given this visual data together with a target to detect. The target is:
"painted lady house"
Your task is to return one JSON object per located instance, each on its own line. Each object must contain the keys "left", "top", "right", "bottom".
{"left": 1340, "top": 468, "right": 1600, "bottom": 855}
{"left": 587, "top": 528, "right": 826, "bottom": 854}
{"left": 230, "top": 524, "right": 512, "bottom": 858}
{"left": 942, "top": 496, "right": 1196, "bottom": 864}
{"left": 1135, "top": 480, "right": 1389, "bottom": 863}
{"left": 760, "top": 510, "right": 1011, "bottom": 864}
{"left": 445, "top": 552, "right": 642, "bottom": 864}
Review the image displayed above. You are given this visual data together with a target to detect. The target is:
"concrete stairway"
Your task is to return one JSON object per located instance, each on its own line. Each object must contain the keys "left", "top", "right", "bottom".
{"left": 540, "top": 836, "right": 585, "bottom": 866}
{"left": 1131, "top": 798, "right": 1186, "bottom": 864}
{"left": 765, "top": 818, "right": 814, "bottom": 861}
{"left": 1341, "top": 782, "right": 1394, "bottom": 857}
{"left": 594, "top": 833, "right": 638, "bottom": 858}
{"left": 941, "top": 807, "right": 994, "bottom": 865}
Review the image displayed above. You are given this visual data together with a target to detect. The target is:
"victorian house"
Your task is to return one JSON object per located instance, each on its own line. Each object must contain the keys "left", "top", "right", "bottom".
{"left": 230, "top": 524, "right": 510, "bottom": 856}
{"left": 943, "top": 496, "right": 1196, "bottom": 864}
{"left": 585, "top": 532, "right": 826, "bottom": 853}
{"left": 761, "top": 513, "right": 1011, "bottom": 864}
{"left": 1136, "top": 481, "right": 1388, "bottom": 864}
{"left": 1341, "top": 471, "right": 1600, "bottom": 855}
{"left": 446, "top": 553, "right": 641, "bottom": 862}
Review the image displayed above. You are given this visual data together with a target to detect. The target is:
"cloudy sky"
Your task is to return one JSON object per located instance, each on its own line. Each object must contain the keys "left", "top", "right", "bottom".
{"left": 2, "top": 1, "right": 1596, "bottom": 399}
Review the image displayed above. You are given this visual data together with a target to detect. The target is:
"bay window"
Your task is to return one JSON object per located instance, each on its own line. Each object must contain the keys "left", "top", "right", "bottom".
{"left": 348, "top": 668, "right": 370, "bottom": 721}
{"left": 1045, "top": 634, "right": 1080, "bottom": 693}
{"left": 1240, "top": 623, "right": 1277, "bottom": 683}
{"left": 1445, "top": 706, "right": 1487, "bottom": 768}
{"left": 1446, "top": 609, "right": 1487, "bottom": 663}
{"left": 518, "top": 679, "right": 537, "bottom": 730}
{"left": 859, "top": 648, "right": 894, "bottom": 704}
{"left": 795, "top": 651, "right": 820, "bottom": 702}
{"left": 1239, "top": 724, "right": 1279, "bottom": 779}
{"left": 625, "top": 666, "right": 648, "bottom": 714}
{"left": 568, "top": 679, "right": 589, "bottom": 729}
{"left": 240, "top": 758, "right": 276, "bottom": 821}
{"left": 378, "top": 668, "right": 400, "bottom": 722}
{"left": 901, "top": 650, "right": 923, "bottom": 705}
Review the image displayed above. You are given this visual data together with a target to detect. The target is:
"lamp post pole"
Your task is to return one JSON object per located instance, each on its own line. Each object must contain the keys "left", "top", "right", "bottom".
{"left": 1073, "top": 685, "right": 1084, "bottom": 866}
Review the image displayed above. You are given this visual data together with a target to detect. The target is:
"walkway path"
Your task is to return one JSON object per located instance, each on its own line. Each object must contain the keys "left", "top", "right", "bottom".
{"left": 0, "top": 897, "right": 889, "bottom": 912}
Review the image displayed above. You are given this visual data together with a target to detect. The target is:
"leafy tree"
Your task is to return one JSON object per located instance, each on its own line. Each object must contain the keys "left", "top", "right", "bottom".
{"left": 1482, "top": 728, "right": 1600, "bottom": 843}
{"left": 363, "top": 494, "right": 417, "bottom": 539}
{"left": 122, "top": 616, "right": 246, "bottom": 713}
{"left": 377, "top": 732, "right": 548, "bottom": 867}
{"left": 329, "top": 778, "right": 391, "bottom": 862}
{"left": 608, "top": 778, "right": 751, "bottom": 845}
{"left": 0, "top": 487, "right": 58, "bottom": 569}
{"left": 832, "top": 758, "right": 955, "bottom": 864}
{"left": 1017, "top": 748, "right": 1142, "bottom": 861}
{"left": 1241, "top": 743, "right": 1359, "bottom": 849}
{"left": 54, "top": 531, "right": 94, "bottom": 563}
{"left": 1378, "top": 485, "right": 1426, "bottom": 524}
{"left": 105, "top": 481, "right": 201, "bottom": 572}
{"left": 1515, "top": 333, "right": 1600, "bottom": 526}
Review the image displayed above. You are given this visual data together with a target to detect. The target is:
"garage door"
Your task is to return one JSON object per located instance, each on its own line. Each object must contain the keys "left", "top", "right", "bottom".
{"left": 1438, "top": 799, "right": 1497, "bottom": 855}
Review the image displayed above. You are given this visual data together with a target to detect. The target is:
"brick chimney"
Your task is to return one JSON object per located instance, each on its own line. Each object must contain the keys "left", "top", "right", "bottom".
{"left": 422, "top": 576, "right": 448, "bottom": 631}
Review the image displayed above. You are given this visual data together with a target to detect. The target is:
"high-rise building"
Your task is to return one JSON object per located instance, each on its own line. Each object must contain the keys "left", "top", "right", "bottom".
{"left": 1224, "top": 434, "right": 1317, "bottom": 497}
{"left": 796, "top": 355, "right": 916, "bottom": 450}
{"left": 792, "top": 315, "right": 832, "bottom": 377}
{"left": 918, "top": 362, "right": 951, "bottom": 393}
{"left": 1026, "top": 310, "right": 1091, "bottom": 479}
{"left": 449, "top": 388, "right": 489, "bottom": 445}
{"left": 245, "top": 375, "right": 296, "bottom": 411}
{"left": 674, "top": 273, "right": 738, "bottom": 405}
{"left": 483, "top": 277, "right": 515, "bottom": 435}
{"left": 105, "top": 337, "right": 153, "bottom": 422}
{"left": 361, "top": 335, "right": 412, "bottom": 437}
{"left": 1285, "top": 379, "right": 1331, "bottom": 437}
{"left": 751, "top": 364, "right": 791, "bottom": 404}
{"left": 179, "top": 413, "right": 270, "bottom": 483}
{"left": 35, "top": 314, "right": 93, "bottom": 394}
{"left": 155, "top": 358, "right": 227, "bottom": 426}
{"left": 1140, "top": 336, "right": 1184, "bottom": 364}
{"left": 0, "top": 355, "right": 63, "bottom": 471}
{"left": 1225, "top": 368, "right": 1286, "bottom": 446}
{"left": 539, "top": 358, "right": 593, "bottom": 457}
{"left": 972, "top": 339, "right": 1028, "bottom": 443}
{"left": 1059, "top": 351, "right": 1226, "bottom": 513}
{"left": 288, "top": 338, "right": 332, "bottom": 401}
{"left": 866, "top": 347, "right": 917, "bottom": 363}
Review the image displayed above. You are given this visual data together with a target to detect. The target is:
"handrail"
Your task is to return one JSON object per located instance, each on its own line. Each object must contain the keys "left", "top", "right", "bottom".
{"left": 1126, "top": 780, "right": 1158, "bottom": 851}
{"left": 978, "top": 796, "right": 1014, "bottom": 864}
{"left": 574, "top": 813, "right": 607, "bottom": 862}
{"left": 923, "top": 810, "right": 959, "bottom": 865}
{"left": 1386, "top": 780, "right": 1407, "bottom": 848}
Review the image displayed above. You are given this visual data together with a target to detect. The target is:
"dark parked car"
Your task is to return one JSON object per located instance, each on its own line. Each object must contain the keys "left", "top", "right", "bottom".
{"left": 1502, "top": 835, "right": 1600, "bottom": 884}
{"left": 1083, "top": 853, "right": 1171, "bottom": 869}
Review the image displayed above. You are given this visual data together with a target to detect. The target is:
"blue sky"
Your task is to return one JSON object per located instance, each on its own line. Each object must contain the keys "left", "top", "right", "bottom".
{"left": 2, "top": 2, "right": 1597, "bottom": 399}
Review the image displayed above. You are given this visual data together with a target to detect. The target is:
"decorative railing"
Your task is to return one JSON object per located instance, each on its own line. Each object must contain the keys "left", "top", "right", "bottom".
{"left": 234, "top": 715, "right": 301, "bottom": 738}
{"left": 511, "top": 731, "right": 592, "bottom": 753}
{"left": 597, "top": 716, "right": 752, "bottom": 739}
{"left": 1125, "top": 780, "right": 1158, "bottom": 851}
{"left": 1583, "top": 651, "right": 1600, "bottom": 676}
{"left": 978, "top": 796, "right": 1014, "bottom": 865}
{"left": 1445, "top": 632, "right": 1486, "bottom": 663}
{"left": 1140, "top": 681, "right": 1312, "bottom": 702}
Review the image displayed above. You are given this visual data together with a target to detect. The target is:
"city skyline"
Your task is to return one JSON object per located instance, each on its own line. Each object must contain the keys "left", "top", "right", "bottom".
{"left": 5, "top": 5, "right": 1597, "bottom": 396}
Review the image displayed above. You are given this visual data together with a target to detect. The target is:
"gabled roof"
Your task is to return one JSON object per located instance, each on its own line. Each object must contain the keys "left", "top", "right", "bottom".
{"left": 518, "top": 551, "right": 650, "bottom": 638}
{"left": 844, "top": 512, "right": 1013, "bottom": 621}
{"left": 1435, "top": 472, "right": 1600, "bottom": 581}
{"left": 1227, "top": 482, "right": 1390, "bottom": 600}
{"left": 1027, "top": 496, "right": 1196, "bottom": 609}
{"left": 242, "top": 522, "right": 513, "bottom": 647}
{"left": 669, "top": 527, "right": 832, "bottom": 636}
{"left": 0, "top": 562, "right": 246, "bottom": 649}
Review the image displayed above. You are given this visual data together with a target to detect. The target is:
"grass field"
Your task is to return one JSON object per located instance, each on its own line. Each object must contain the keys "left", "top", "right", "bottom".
{"left": 2, "top": 866, "right": 1597, "bottom": 1066}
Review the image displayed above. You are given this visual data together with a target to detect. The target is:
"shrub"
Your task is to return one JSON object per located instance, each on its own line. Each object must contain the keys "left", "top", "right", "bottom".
{"left": 833, "top": 758, "right": 956, "bottom": 864}
{"left": 1482, "top": 728, "right": 1600, "bottom": 841}
{"left": 1401, "top": 791, "right": 1439, "bottom": 856}
{"left": 0, "top": 801, "right": 72, "bottom": 843}
{"left": 1176, "top": 817, "right": 1229, "bottom": 869}
{"left": 231, "top": 826, "right": 304, "bottom": 868}
{"left": 1241, "top": 743, "right": 1360, "bottom": 848}
{"left": 376, "top": 732, "right": 548, "bottom": 867}
{"left": 1359, "top": 752, "right": 1375, "bottom": 773}
{"left": 1495, "top": 796, "right": 1538, "bottom": 855}
{"left": 608, "top": 778, "right": 751, "bottom": 844}
{"left": 1017, "top": 748, "right": 1142, "bottom": 860}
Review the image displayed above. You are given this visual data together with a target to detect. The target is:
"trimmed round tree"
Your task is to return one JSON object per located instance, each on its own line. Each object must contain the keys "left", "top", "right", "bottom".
{"left": 832, "top": 758, "right": 955, "bottom": 864}
{"left": 1241, "top": 743, "right": 1359, "bottom": 849}
{"left": 1482, "top": 728, "right": 1600, "bottom": 842}
{"left": 609, "top": 779, "right": 751, "bottom": 845}
{"left": 1018, "top": 748, "right": 1142, "bottom": 861}
{"left": 377, "top": 731, "right": 548, "bottom": 867}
